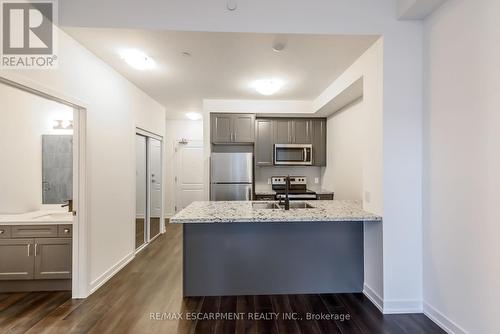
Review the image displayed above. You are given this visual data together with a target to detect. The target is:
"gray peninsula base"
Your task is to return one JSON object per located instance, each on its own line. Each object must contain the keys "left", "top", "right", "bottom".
{"left": 183, "top": 221, "right": 364, "bottom": 297}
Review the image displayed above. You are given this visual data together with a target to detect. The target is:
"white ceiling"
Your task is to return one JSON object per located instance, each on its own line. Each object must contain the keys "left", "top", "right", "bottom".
{"left": 64, "top": 28, "right": 378, "bottom": 119}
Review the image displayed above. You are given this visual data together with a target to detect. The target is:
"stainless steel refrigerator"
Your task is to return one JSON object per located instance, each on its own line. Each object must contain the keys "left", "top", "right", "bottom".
{"left": 210, "top": 153, "right": 253, "bottom": 201}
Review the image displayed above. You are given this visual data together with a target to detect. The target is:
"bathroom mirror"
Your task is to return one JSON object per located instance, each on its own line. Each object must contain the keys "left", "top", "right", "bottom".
{"left": 42, "top": 135, "right": 73, "bottom": 204}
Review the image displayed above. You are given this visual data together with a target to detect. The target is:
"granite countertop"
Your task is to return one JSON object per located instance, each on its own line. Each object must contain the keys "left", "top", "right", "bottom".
{"left": 170, "top": 200, "right": 382, "bottom": 224}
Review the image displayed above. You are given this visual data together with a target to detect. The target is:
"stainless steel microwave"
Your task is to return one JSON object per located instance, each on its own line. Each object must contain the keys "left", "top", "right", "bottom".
{"left": 274, "top": 144, "right": 313, "bottom": 165}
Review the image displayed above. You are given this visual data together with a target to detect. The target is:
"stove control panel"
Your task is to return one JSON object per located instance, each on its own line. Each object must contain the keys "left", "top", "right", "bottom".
{"left": 271, "top": 176, "right": 307, "bottom": 185}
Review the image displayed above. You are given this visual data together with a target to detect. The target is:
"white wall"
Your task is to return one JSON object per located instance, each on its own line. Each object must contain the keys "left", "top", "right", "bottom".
{"left": 164, "top": 119, "right": 203, "bottom": 217}
{"left": 321, "top": 99, "right": 364, "bottom": 201}
{"left": 0, "top": 28, "right": 165, "bottom": 295}
{"left": 423, "top": 1, "right": 500, "bottom": 333}
{"left": 317, "top": 40, "right": 386, "bottom": 310}
{"left": 0, "top": 84, "right": 73, "bottom": 214}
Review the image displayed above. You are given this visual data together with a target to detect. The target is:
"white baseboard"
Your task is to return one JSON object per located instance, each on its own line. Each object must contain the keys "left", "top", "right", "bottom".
{"left": 363, "top": 283, "right": 422, "bottom": 314}
{"left": 363, "top": 283, "right": 384, "bottom": 313}
{"left": 89, "top": 252, "right": 135, "bottom": 294}
{"left": 383, "top": 299, "right": 423, "bottom": 314}
{"left": 423, "top": 301, "right": 468, "bottom": 334}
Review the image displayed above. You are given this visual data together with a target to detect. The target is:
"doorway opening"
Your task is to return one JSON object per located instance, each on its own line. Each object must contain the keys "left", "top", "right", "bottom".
{"left": 0, "top": 76, "right": 88, "bottom": 298}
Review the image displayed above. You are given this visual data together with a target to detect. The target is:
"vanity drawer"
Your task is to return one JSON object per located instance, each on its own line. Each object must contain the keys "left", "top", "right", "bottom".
{"left": 58, "top": 225, "right": 72, "bottom": 237}
{"left": 11, "top": 225, "right": 58, "bottom": 238}
{"left": 0, "top": 226, "right": 11, "bottom": 239}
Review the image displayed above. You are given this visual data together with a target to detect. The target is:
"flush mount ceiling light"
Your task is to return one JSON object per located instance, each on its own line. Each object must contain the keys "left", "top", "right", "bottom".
{"left": 119, "top": 49, "right": 155, "bottom": 70}
{"left": 252, "top": 79, "right": 285, "bottom": 96}
{"left": 186, "top": 112, "right": 202, "bottom": 121}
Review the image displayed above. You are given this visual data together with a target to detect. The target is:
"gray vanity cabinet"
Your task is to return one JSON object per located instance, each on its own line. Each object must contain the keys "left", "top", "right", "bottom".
{"left": 0, "top": 238, "right": 34, "bottom": 280}
{"left": 312, "top": 119, "right": 327, "bottom": 166}
{"left": 255, "top": 119, "right": 274, "bottom": 166}
{"left": 34, "top": 238, "right": 72, "bottom": 279}
{"left": 211, "top": 113, "right": 255, "bottom": 144}
{"left": 0, "top": 224, "right": 72, "bottom": 284}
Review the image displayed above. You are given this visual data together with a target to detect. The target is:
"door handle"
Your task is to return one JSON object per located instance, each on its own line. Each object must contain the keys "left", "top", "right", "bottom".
{"left": 304, "top": 148, "right": 307, "bottom": 162}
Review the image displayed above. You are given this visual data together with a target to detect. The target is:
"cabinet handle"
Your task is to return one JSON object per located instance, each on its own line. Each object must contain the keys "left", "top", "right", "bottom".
{"left": 64, "top": 228, "right": 70, "bottom": 233}
{"left": 34, "top": 243, "right": 38, "bottom": 256}
{"left": 27, "top": 243, "right": 30, "bottom": 256}
{"left": 0, "top": 229, "right": 4, "bottom": 234}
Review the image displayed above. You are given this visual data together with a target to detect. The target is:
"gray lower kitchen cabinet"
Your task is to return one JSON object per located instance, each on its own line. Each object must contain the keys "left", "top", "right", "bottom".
{"left": 0, "top": 238, "right": 34, "bottom": 280}
{"left": 34, "top": 238, "right": 72, "bottom": 280}
{"left": 255, "top": 119, "right": 274, "bottom": 166}
{"left": 211, "top": 113, "right": 255, "bottom": 144}
{"left": 312, "top": 119, "right": 327, "bottom": 166}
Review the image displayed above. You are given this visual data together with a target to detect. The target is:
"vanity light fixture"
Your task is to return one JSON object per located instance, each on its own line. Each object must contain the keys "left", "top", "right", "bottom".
{"left": 186, "top": 112, "right": 202, "bottom": 121}
{"left": 252, "top": 79, "right": 285, "bottom": 96}
{"left": 53, "top": 119, "right": 73, "bottom": 130}
{"left": 119, "top": 49, "right": 155, "bottom": 70}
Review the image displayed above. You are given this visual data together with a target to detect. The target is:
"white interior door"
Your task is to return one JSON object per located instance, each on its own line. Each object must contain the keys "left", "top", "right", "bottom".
{"left": 174, "top": 140, "right": 205, "bottom": 212}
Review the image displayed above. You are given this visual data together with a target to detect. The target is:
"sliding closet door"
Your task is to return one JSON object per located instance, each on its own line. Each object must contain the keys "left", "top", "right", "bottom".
{"left": 149, "top": 138, "right": 162, "bottom": 239}
{"left": 135, "top": 135, "right": 147, "bottom": 249}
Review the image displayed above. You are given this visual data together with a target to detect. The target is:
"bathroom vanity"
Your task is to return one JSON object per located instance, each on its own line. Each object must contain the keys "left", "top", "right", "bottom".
{"left": 0, "top": 211, "right": 73, "bottom": 292}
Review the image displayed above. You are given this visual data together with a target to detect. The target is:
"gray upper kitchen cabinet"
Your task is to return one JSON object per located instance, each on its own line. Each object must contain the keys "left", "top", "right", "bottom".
{"left": 0, "top": 238, "right": 34, "bottom": 280}
{"left": 312, "top": 119, "right": 327, "bottom": 166}
{"left": 211, "top": 113, "right": 255, "bottom": 144}
{"left": 233, "top": 114, "right": 255, "bottom": 143}
{"left": 292, "top": 119, "right": 312, "bottom": 144}
{"left": 34, "top": 238, "right": 72, "bottom": 280}
{"left": 255, "top": 119, "right": 274, "bottom": 166}
{"left": 211, "top": 114, "right": 233, "bottom": 143}
{"left": 273, "top": 119, "right": 312, "bottom": 144}
{"left": 274, "top": 119, "right": 292, "bottom": 144}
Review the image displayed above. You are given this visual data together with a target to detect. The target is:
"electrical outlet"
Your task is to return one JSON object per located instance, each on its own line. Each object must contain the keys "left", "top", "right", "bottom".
{"left": 314, "top": 177, "right": 319, "bottom": 184}
{"left": 364, "top": 191, "right": 371, "bottom": 203}
{"left": 267, "top": 178, "right": 271, "bottom": 185}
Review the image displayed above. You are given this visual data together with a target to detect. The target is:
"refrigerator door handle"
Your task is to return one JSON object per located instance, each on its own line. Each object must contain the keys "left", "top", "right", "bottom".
{"left": 247, "top": 187, "right": 252, "bottom": 200}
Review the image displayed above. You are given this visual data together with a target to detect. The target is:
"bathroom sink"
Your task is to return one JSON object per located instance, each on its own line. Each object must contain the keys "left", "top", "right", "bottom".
{"left": 252, "top": 202, "right": 280, "bottom": 209}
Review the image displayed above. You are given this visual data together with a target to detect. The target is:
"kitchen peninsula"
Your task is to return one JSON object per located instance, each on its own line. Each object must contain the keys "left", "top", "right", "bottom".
{"left": 171, "top": 200, "right": 382, "bottom": 297}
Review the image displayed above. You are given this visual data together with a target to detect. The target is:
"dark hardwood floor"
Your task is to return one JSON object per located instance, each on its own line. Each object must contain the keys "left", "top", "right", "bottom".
{"left": 0, "top": 223, "right": 444, "bottom": 334}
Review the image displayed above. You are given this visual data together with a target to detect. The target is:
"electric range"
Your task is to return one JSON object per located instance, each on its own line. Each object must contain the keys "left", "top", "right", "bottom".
{"left": 271, "top": 176, "right": 317, "bottom": 200}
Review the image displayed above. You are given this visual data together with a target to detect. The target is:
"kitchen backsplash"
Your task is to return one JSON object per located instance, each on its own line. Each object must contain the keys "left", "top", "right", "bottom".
{"left": 255, "top": 166, "right": 323, "bottom": 192}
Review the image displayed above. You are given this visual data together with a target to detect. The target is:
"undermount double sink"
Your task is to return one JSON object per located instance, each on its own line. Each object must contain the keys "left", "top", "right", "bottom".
{"left": 251, "top": 202, "right": 315, "bottom": 210}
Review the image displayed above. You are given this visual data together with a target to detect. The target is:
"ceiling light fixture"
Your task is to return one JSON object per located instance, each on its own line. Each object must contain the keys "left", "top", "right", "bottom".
{"left": 186, "top": 112, "right": 202, "bottom": 121}
{"left": 252, "top": 79, "right": 285, "bottom": 96}
{"left": 119, "top": 49, "right": 155, "bottom": 70}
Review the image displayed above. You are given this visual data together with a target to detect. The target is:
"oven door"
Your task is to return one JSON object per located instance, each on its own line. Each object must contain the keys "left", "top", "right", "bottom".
{"left": 274, "top": 144, "right": 313, "bottom": 165}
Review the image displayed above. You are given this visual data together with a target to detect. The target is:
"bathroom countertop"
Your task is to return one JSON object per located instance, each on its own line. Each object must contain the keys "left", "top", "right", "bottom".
{"left": 170, "top": 200, "right": 382, "bottom": 224}
{"left": 0, "top": 210, "right": 73, "bottom": 225}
